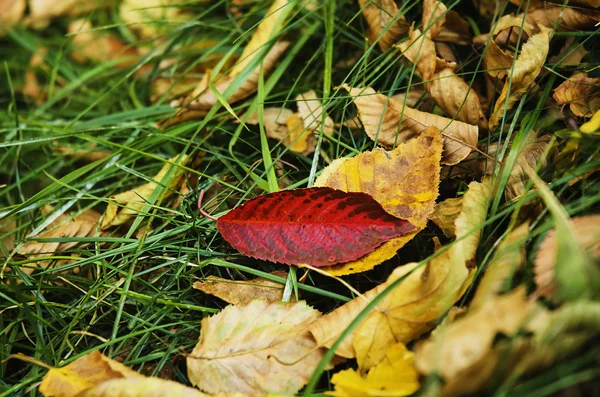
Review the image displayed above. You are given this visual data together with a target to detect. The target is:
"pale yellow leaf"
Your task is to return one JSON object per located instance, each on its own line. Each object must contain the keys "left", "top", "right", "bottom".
{"left": 119, "top": 0, "right": 190, "bottom": 39}
{"left": 313, "top": 126, "right": 442, "bottom": 275}
{"left": 245, "top": 107, "right": 295, "bottom": 141}
{"left": 296, "top": 90, "right": 335, "bottom": 136}
{"left": 553, "top": 73, "right": 600, "bottom": 118}
{"left": 430, "top": 197, "right": 463, "bottom": 238}
{"left": 340, "top": 85, "right": 479, "bottom": 165}
{"left": 187, "top": 300, "right": 325, "bottom": 396}
{"left": 193, "top": 271, "right": 290, "bottom": 305}
{"left": 0, "top": 0, "right": 25, "bottom": 33}
{"left": 489, "top": 27, "right": 551, "bottom": 129}
{"left": 309, "top": 179, "right": 490, "bottom": 369}
{"left": 76, "top": 378, "right": 211, "bottom": 397}
{"left": 358, "top": 0, "right": 408, "bottom": 51}
{"left": 101, "top": 154, "right": 190, "bottom": 230}
{"left": 327, "top": 343, "right": 419, "bottom": 397}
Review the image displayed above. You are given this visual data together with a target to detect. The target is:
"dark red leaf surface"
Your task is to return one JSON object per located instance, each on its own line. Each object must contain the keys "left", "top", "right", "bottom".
{"left": 216, "top": 187, "right": 417, "bottom": 267}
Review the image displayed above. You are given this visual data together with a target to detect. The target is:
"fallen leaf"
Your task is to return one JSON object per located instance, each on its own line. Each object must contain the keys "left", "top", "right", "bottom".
{"left": 39, "top": 350, "right": 143, "bottom": 397}
{"left": 309, "top": 179, "right": 490, "bottom": 370}
{"left": 193, "top": 270, "right": 290, "bottom": 305}
{"left": 524, "top": 4, "right": 600, "bottom": 32}
{"left": 435, "top": 42, "right": 456, "bottom": 63}
{"left": 473, "top": 0, "right": 508, "bottom": 18}
{"left": 340, "top": 85, "right": 478, "bottom": 165}
{"left": 430, "top": 197, "right": 463, "bottom": 238}
{"left": 580, "top": 109, "right": 600, "bottom": 133}
{"left": 0, "top": 0, "right": 25, "bottom": 34}
{"left": 245, "top": 107, "right": 295, "bottom": 141}
{"left": 314, "top": 126, "right": 443, "bottom": 275}
{"left": 101, "top": 155, "right": 190, "bottom": 230}
{"left": 28, "top": 0, "right": 105, "bottom": 29}
{"left": 397, "top": 27, "right": 437, "bottom": 80}
{"left": 553, "top": 73, "right": 600, "bottom": 118}
{"left": 23, "top": 47, "right": 48, "bottom": 104}
{"left": 215, "top": 187, "right": 417, "bottom": 267}
{"left": 0, "top": 218, "right": 16, "bottom": 255}
{"left": 76, "top": 378, "right": 210, "bottom": 397}
{"left": 470, "top": 222, "right": 529, "bottom": 309}
{"left": 187, "top": 300, "right": 325, "bottom": 396}
{"left": 53, "top": 142, "right": 112, "bottom": 164}
{"left": 422, "top": 0, "right": 447, "bottom": 40}
{"left": 436, "top": 10, "right": 471, "bottom": 45}
{"left": 327, "top": 343, "right": 419, "bottom": 397}
{"left": 534, "top": 214, "right": 600, "bottom": 299}
{"left": 296, "top": 90, "right": 335, "bottom": 136}
{"left": 547, "top": 37, "right": 589, "bottom": 68}
{"left": 489, "top": 27, "right": 551, "bottom": 129}
{"left": 358, "top": 0, "right": 409, "bottom": 51}
{"left": 119, "top": 0, "right": 190, "bottom": 38}
{"left": 229, "top": 0, "right": 291, "bottom": 77}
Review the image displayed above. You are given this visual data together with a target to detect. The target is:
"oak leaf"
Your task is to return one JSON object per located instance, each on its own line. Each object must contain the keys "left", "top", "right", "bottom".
{"left": 327, "top": 343, "right": 419, "bottom": 397}
{"left": 101, "top": 155, "right": 190, "bottom": 230}
{"left": 358, "top": 0, "right": 408, "bottom": 51}
{"left": 314, "top": 126, "right": 443, "bottom": 275}
{"left": 534, "top": 214, "right": 600, "bottom": 299}
{"left": 193, "top": 270, "right": 291, "bottom": 305}
{"left": 309, "top": 179, "right": 490, "bottom": 371}
{"left": 553, "top": 73, "right": 600, "bottom": 118}
{"left": 340, "top": 85, "right": 478, "bottom": 165}
{"left": 489, "top": 27, "right": 551, "bottom": 129}
{"left": 187, "top": 300, "right": 325, "bottom": 396}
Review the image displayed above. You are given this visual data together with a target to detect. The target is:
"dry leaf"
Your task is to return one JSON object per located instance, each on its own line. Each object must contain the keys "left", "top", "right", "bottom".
{"left": 504, "top": 134, "right": 552, "bottom": 200}
{"left": 358, "top": 0, "right": 408, "bottom": 51}
{"left": 0, "top": 218, "right": 16, "bottom": 255}
{"left": 436, "top": 10, "right": 471, "bottom": 45}
{"left": 524, "top": 4, "right": 600, "bottom": 32}
{"left": 245, "top": 107, "right": 295, "bottom": 141}
{"left": 327, "top": 343, "right": 419, "bottom": 397}
{"left": 534, "top": 214, "right": 600, "bottom": 299}
{"left": 422, "top": 0, "right": 447, "bottom": 40}
{"left": 470, "top": 222, "right": 529, "bottom": 309}
{"left": 340, "top": 85, "right": 478, "bottom": 165}
{"left": 119, "top": 0, "right": 190, "bottom": 38}
{"left": 187, "top": 300, "right": 325, "bottom": 396}
{"left": 23, "top": 47, "right": 48, "bottom": 104}
{"left": 296, "top": 90, "right": 335, "bottom": 135}
{"left": 430, "top": 197, "right": 463, "bottom": 238}
{"left": 229, "top": 0, "right": 291, "bottom": 77}
{"left": 309, "top": 179, "right": 490, "bottom": 370}
{"left": 76, "top": 378, "right": 210, "bottom": 397}
{"left": 489, "top": 27, "right": 551, "bottom": 129}
{"left": 193, "top": 270, "right": 290, "bottom": 305}
{"left": 472, "top": 0, "right": 508, "bottom": 18}
{"left": 0, "top": 0, "right": 25, "bottom": 33}
{"left": 28, "top": 0, "right": 105, "bottom": 29}
{"left": 553, "top": 73, "right": 600, "bottom": 118}
{"left": 101, "top": 155, "right": 190, "bottom": 230}
{"left": 397, "top": 27, "right": 437, "bottom": 80}
{"left": 53, "top": 142, "right": 112, "bottom": 164}
{"left": 314, "top": 126, "right": 442, "bottom": 275}
{"left": 547, "top": 37, "right": 588, "bottom": 68}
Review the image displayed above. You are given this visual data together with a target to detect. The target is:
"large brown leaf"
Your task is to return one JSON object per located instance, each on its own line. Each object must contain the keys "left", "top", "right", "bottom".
{"left": 553, "top": 72, "right": 600, "bottom": 118}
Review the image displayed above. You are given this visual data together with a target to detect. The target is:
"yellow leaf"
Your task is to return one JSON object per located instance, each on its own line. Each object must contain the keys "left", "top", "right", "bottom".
{"left": 28, "top": 0, "right": 105, "bottom": 29}
{"left": 39, "top": 351, "right": 143, "bottom": 397}
{"left": 327, "top": 343, "right": 419, "bottom": 397}
{"left": 534, "top": 214, "right": 600, "bottom": 300}
{"left": 396, "top": 27, "right": 436, "bottom": 80}
{"left": 101, "top": 154, "right": 190, "bottom": 230}
{"left": 285, "top": 113, "right": 313, "bottom": 154}
{"left": 489, "top": 27, "right": 551, "bottom": 129}
{"left": 0, "top": 0, "right": 25, "bottom": 34}
{"left": 229, "top": 0, "right": 292, "bottom": 77}
{"left": 340, "top": 85, "right": 478, "bottom": 165}
{"left": 312, "top": 126, "right": 442, "bottom": 275}
{"left": 580, "top": 109, "right": 600, "bottom": 133}
{"left": 76, "top": 378, "right": 211, "bottom": 397}
{"left": 309, "top": 179, "right": 490, "bottom": 369}
{"left": 422, "top": 0, "right": 447, "bottom": 40}
{"left": 119, "top": 0, "right": 190, "bottom": 39}
{"left": 553, "top": 73, "right": 600, "bottom": 118}
{"left": 358, "top": 0, "right": 408, "bottom": 51}
{"left": 430, "top": 197, "right": 463, "bottom": 238}
{"left": 193, "top": 271, "right": 291, "bottom": 305}
{"left": 187, "top": 300, "right": 325, "bottom": 396}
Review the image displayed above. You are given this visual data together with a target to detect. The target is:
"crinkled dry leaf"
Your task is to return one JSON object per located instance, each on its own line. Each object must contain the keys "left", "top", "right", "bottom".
{"left": 193, "top": 271, "right": 290, "bottom": 305}
{"left": 76, "top": 378, "right": 211, "bottom": 397}
{"left": 359, "top": 0, "right": 408, "bottom": 51}
{"left": 327, "top": 343, "right": 419, "bottom": 397}
{"left": 547, "top": 37, "right": 588, "bottom": 68}
{"left": 309, "top": 179, "right": 490, "bottom": 371}
{"left": 422, "top": 0, "right": 447, "bottom": 40}
{"left": 0, "top": 0, "right": 25, "bottom": 33}
{"left": 341, "top": 85, "right": 478, "bottom": 165}
{"left": 505, "top": 134, "right": 552, "bottom": 200}
{"left": 39, "top": 351, "right": 143, "bottom": 397}
{"left": 430, "top": 197, "right": 463, "bottom": 238}
{"left": 120, "top": 0, "right": 190, "bottom": 38}
{"left": 187, "top": 300, "right": 325, "bottom": 396}
{"left": 534, "top": 215, "right": 600, "bottom": 299}
{"left": 414, "top": 287, "right": 545, "bottom": 397}
{"left": 397, "top": 27, "right": 437, "bottom": 80}
{"left": 230, "top": 0, "right": 291, "bottom": 77}
{"left": 313, "top": 126, "right": 442, "bottom": 275}
{"left": 245, "top": 107, "right": 295, "bottom": 141}
{"left": 470, "top": 222, "right": 529, "bottom": 309}
{"left": 524, "top": 4, "right": 600, "bottom": 32}
{"left": 553, "top": 73, "right": 600, "bottom": 118}
{"left": 489, "top": 27, "right": 551, "bottom": 129}
{"left": 101, "top": 155, "right": 190, "bottom": 230}
{"left": 436, "top": 10, "right": 471, "bottom": 45}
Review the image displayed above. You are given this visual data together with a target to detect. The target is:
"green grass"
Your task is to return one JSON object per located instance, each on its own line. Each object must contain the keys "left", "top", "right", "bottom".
{"left": 1, "top": 0, "right": 600, "bottom": 396}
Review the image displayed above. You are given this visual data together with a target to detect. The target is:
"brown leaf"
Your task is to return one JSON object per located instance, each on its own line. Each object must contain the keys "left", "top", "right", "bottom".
{"left": 340, "top": 85, "right": 479, "bottom": 165}
{"left": 397, "top": 27, "right": 437, "bottom": 80}
{"left": 296, "top": 90, "right": 335, "bottom": 135}
{"left": 358, "top": 0, "right": 409, "bottom": 51}
{"left": 309, "top": 179, "right": 490, "bottom": 370}
{"left": 423, "top": 0, "right": 447, "bottom": 40}
{"left": 553, "top": 72, "right": 600, "bottom": 118}
{"left": 525, "top": 4, "right": 600, "bottom": 32}
{"left": 187, "top": 300, "right": 325, "bottom": 396}
{"left": 193, "top": 271, "right": 291, "bottom": 305}
{"left": 472, "top": 0, "right": 509, "bottom": 18}
{"left": 0, "top": 0, "right": 25, "bottom": 34}
{"left": 430, "top": 197, "right": 463, "bottom": 238}
{"left": 489, "top": 27, "right": 551, "bottom": 130}
{"left": 245, "top": 107, "right": 295, "bottom": 141}
{"left": 119, "top": 0, "right": 191, "bottom": 39}
{"left": 436, "top": 10, "right": 471, "bottom": 45}
{"left": 23, "top": 47, "right": 48, "bottom": 104}
{"left": 534, "top": 214, "right": 600, "bottom": 299}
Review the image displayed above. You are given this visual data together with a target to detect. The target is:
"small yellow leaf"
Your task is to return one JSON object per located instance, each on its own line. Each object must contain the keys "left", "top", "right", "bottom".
{"left": 358, "top": 0, "right": 408, "bottom": 51}
{"left": 340, "top": 85, "right": 478, "bottom": 165}
{"left": 313, "top": 126, "right": 442, "bottom": 275}
{"left": 309, "top": 179, "right": 490, "bottom": 369}
{"left": 553, "top": 73, "right": 600, "bottom": 118}
{"left": 489, "top": 27, "right": 551, "bottom": 129}
{"left": 193, "top": 271, "right": 291, "bottom": 305}
{"left": 101, "top": 154, "right": 190, "bottom": 230}
{"left": 285, "top": 113, "right": 312, "bottom": 154}
{"left": 327, "top": 343, "right": 419, "bottom": 397}
{"left": 430, "top": 197, "right": 463, "bottom": 238}
{"left": 76, "top": 378, "right": 211, "bottom": 397}
{"left": 187, "top": 300, "right": 325, "bottom": 396}
{"left": 245, "top": 107, "right": 295, "bottom": 142}
{"left": 580, "top": 109, "right": 600, "bottom": 133}
{"left": 39, "top": 351, "right": 143, "bottom": 397}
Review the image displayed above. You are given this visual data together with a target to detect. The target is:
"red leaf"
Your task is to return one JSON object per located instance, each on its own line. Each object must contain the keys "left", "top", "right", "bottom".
{"left": 217, "top": 187, "right": 417, "bottom": 267}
